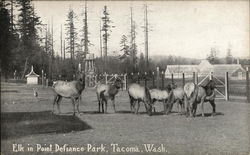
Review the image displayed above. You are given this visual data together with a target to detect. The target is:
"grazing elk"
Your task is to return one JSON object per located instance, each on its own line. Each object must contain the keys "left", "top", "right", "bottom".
{"left": 184, "top": 80, "right": 216, "bottom": 117}
{"left": 149, "top": 83, "right": 175, "bottom": 113}
{"left": 166, "top": 87, "right": 187, "bottom": 115}
{"left": 96, "top": 78, "right": 122, "bottom": 113}
{"left": 52, "top": 78, "right": 85, "bottom": 116}
{"left": 149, "top": 89, "right": 170, "bottom": 113}
{"left": 128, "top": 83, "right": 152, "bottom": 116}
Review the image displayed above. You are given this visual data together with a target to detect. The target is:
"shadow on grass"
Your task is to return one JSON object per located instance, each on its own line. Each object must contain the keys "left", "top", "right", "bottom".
{"left": 195, "top": 112, "right": 224, "bottom": 117}
{"left": 116, "top": 110, "right": 134, "bottom": 114}
{"left": 1, "top": 111, "right": 92, "bottom": 140}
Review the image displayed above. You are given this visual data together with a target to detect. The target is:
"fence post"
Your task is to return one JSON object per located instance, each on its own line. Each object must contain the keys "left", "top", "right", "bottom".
{"left": 94, "top": 75, "right": 97, "bottom": 86}
{"left": 171, "top": 73, "right": 174, "bottom": 84}
{"left": 246, "top": 70, "right": 249, "bottom": 103}
{"left": 161, "top": 71, "right": 164, "bottom": 89}
{"left": 105, "top": 72, "right": 108, "bottom": 84}
{"left": 46, "top": 79, "right": 49, "bottom": 87}
{"left": 137, "top": 72, "right": 140, "bottom": 84}
{"left": 156, "top": 67, "right": 160, "bottom": 89}
{"left": 182, "top": 72, "right": 185, "bottom": 87}
{"left": 144, "top": 72, "right": 147, "bottom": 87}
{"left": 152, "top": 72, "right": 155, "bottom": 88}
{"left": 195, "top": 72, "right": 198, "bottom": 84}
{"left": 225, "top": 72, "right": 229, "bottom": 101}
{"left": 41, "top": 70, "right": 44, "bottom": 86}
{"left": 124, "top": 74, "right": 127, "bottom": 90}
{"left": 193, "top": 72, "right": 198, "bottom": 84}
{"left": 209, "top": 72, "right": 213, "bottom": 80}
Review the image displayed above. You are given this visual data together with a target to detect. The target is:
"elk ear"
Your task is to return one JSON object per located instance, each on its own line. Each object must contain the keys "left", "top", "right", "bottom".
{"left": 78, "top": 78, "right": 83, "bottom": 82}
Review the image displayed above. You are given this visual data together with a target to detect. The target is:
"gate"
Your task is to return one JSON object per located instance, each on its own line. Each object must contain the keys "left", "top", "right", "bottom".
{"left": 86, "top": 73, "right": 127, "bottom": 90}
{"left": 197, "top": 72, "right": 229, "bottom": 100}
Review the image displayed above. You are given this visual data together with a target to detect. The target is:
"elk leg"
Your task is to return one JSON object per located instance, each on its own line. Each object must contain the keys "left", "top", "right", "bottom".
{"left": 100, "top": 99, "right": 104, "bottom": 113}
{"left": 185, "top": 100, "right": 190, "bottom": 117}
{"left": 98, "top": 100, "right": 101, "bottom": 113}
{"left": 180, "top": 101, "right": 185, "bottom": 115}
{"left": 97, "top": 94, "right": 101, "bottom": 113}
{"left": 129, "top": 96, "right": 134, "bottom": 112}
{"left": 71, "top": 98, "right": 76, "bottom": 116}
{"left": 111, "top": 98, "right": 116, "bottom": 113}
{"left": 104, "top": 99, "right": 108, "bottom": 114}
{"left": 209, "top": 100, "right": 216, "bottom": 116}
{"left": 189, "top": 102, "right": 193, "bottom": 117}
{"left": 52, "top": 95, "right": 58, "bottom": 114}
{"left": 76, "top": 96, "right": 81, "bottom": 114}
{"left": 176, "top": 100, "right": 180, "bottom": 114}
{"left": 56, "top": 96, "right": 62, "bottom": 114}
{"left": 152, "top": 99, "right": 156, "bottom": 113}
{"left": 163, "top": 100, "right": 167, "bottom": 114}
{"left": 201, "top": 99, "right": 205, "bottom": 117}
{"left": 193, "top": 103, "right": 197, "bottom": 117}
{"left": 136, "top": 101, "right": 140, "bottom": 114}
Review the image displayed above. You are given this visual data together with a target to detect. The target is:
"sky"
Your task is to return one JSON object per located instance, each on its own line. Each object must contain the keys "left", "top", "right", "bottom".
{"left": 33, "top": 1, "right": 249, "bottom": 59}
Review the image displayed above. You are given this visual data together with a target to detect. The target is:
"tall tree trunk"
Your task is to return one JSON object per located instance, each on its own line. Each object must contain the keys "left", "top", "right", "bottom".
{"left": 21, "top": 58, "right": 29, "bottom": 79}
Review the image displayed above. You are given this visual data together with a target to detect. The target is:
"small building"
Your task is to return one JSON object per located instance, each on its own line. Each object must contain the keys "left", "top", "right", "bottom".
{"left": 85, "top": 53, "right": 96, "bottom": 87}
{"left": 165, "top": 60, "right": 246, "bottom": 79}
{"left": 25, "top": 66, "right": 40, "bottom": 84}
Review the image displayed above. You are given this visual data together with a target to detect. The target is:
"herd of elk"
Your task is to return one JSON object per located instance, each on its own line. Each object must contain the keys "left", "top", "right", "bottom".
{"left": 50, "top": 75, "right": 216, "bottom": 117}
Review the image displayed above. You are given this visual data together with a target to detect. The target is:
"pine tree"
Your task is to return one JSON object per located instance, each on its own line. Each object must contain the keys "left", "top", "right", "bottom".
{"left": 65, "top": 8, "right": 78, "bottom": 60}
{"left": 102, "top": 6, "right": 114, "bottom": 72}
{"left": 0, "top": 2, "right": 12, "bottom": 79}
{"left": 120, "top": 35, "right": 129, "bottom": 56}
{"left": 82, "top": 2, "right": 90, "bottom": 59}
{"left": 16, "top": 0, "right": 41, "bottom": 78}
{"left": 129, "top": 7, "right": 137, "bottom": 72}
{"left": 138, "top": 53, "right": 145, "bottom": 73}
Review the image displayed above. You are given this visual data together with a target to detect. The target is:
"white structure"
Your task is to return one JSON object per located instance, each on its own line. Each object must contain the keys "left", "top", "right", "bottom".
{"left": 85, "top": 53, "right": 96, "bottom": 86}
{"left": 165, "top": 60, "right": 246, "bottom": 79}
{"left": 25, "top": 66, "right": 40, "bottom": 84}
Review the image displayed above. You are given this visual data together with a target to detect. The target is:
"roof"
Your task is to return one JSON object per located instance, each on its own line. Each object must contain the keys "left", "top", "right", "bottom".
{"left": 166, "top": 65, "right": 198, "bottom": 73}
{"left": 212, "top": 64, "right": 245, "bottom": 76}
{"left": 166, "top": 60, "right": 246, "bottom": 76}
{"left": 25, "top": 66, "right": 40, "bottom": 77}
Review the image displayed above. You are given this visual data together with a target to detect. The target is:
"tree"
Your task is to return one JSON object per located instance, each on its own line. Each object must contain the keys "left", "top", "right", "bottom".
{"left": 120, "top": 35, "right": 129, "bottom": 56}
{"left": 138, "top": 53, "right": 145, "bottom": 73}
{"left": 207, "top": 47, "right": 219, "bottom": 64}
{"left": 65, "top": 8, "right": 78, "bottom": 60}
{"left": 225, "top": 45, "right": 233, "bottom": 64}
{"left": 82, "top": 2, "right": 91, "bottom": 60}
{"left": 102, "top": 5, "right": 114, "bottom": 72}
{"left": 0, "top": 3, "right": 12, "bottom": 79}
{"left": 16, "top": 0, "right": 41, "bottom": 78}
{"left": 118, "top": 35, "right": 130, "bottom": 73}
{"left": 129, "top": 7, "right": 138, "bottom": 72}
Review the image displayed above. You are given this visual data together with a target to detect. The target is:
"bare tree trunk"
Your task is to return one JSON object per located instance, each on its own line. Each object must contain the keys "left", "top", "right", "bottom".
{"left": 21, "top": 58, "right": 29, "bottom": 79}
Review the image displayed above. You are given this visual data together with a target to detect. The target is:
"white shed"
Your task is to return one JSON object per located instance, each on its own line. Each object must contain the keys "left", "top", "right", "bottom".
{"left": 25, "top": 66, "right": 40, "bottom": 84}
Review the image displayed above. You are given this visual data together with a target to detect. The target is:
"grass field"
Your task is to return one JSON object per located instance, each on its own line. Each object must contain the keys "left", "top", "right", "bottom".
{"left": 1, "top": 82, "right": 250, "bottom": 155}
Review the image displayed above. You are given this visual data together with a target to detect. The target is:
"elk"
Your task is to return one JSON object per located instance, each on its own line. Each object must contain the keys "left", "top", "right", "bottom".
{"left": 52, "top": 78, "right": 85, "bottom": 116}
{"left": 166, "top": 87, "right": 187, "bottom": 115}
{"left": 184, "top": 80, "right": 216, "bottom": 117}
{"left": 149, "top": 88, "right": 170, "bottom": 113}
{"left": 96, "top": 78, "right": 122, "bottom": 113}
{"left": 149, "top": 83, "right": 175, "bottom": 113}
{"left": 128, "top": 83, "right": 152, "bottom": 116}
